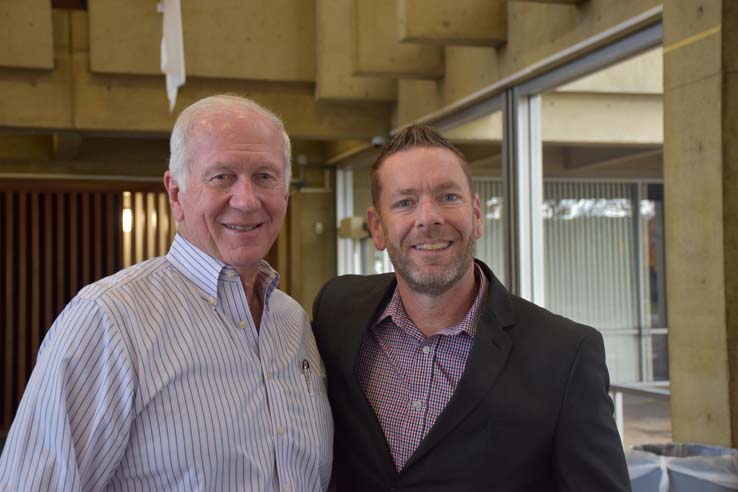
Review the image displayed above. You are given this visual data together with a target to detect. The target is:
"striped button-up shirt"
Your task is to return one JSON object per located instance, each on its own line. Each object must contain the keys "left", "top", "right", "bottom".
{"left": 0, "top": 234, "right": 333, "bottom": 492}
{"left": 356, "top": 265, "right": 488, "bottom": 471}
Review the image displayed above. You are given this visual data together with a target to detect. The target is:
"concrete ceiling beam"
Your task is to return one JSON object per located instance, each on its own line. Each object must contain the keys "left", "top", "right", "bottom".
{"left": 52, "top": 132, "right": 83, "bottom": 161}
{"left": 399, "top": 0, "right": 507, "bottom": 47}
{"left": 563, "top": 146, "right": 662, "bottom": 170}
{"left": 0, "top": 0, "right": 54, "bottom": 70}
{"left": 509, "top": 0, "right": 584, "bottom": 4}
{"left": 71, "top": 53, "right": 391, "bottom": 140}
{"left": 353, "top": 0, "right": 444, "bottom": 79}
{"left": 315, "top": 0, "right": 397, "bottom": 102}
{"left": 88, "top": 0, "right": 316, "bottom": 82}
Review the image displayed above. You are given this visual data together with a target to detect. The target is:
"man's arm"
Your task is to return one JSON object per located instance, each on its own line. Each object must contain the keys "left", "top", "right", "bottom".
{"left": 0, "top": 297, "right": 136, "bottom": 491}
{"left": 553, "top": 331, "right": 631, "bottom": 492}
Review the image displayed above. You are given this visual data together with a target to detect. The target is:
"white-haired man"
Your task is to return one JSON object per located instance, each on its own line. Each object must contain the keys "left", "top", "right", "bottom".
{"left": 0, "top": 95, "right": 333, "bottom": 491}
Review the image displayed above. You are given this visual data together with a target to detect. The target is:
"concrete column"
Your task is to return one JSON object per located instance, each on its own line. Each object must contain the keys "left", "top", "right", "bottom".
{"left": 664, "top": 0, "right": 737, "bottom": 447}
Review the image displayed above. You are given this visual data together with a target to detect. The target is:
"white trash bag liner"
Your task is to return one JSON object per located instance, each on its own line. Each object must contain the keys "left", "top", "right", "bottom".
{"left": 627, "top": 443, "right": 738, "bottom": 492}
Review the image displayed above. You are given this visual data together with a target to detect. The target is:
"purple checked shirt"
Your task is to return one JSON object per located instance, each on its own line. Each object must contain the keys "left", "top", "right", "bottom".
{"left": 356, "top": 264, "right": 489, "bottom": 471}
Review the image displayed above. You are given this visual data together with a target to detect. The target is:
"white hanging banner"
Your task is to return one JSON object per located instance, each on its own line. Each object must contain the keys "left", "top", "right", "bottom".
{"left": 158, "top": 0, "right": 186, "bottom": 112}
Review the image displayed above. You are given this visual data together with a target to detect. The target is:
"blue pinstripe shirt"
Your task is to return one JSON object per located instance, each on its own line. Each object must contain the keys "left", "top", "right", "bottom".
{"left": 0, "top": 234, "right": 333, "bottom": 491}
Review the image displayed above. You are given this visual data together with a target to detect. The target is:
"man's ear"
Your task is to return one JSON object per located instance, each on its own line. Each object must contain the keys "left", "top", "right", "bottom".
{"left": 164, "top": 171, "right": 185, "bottom": 222}
{"left": 366, "top": 206, "right": 386, "bottom": 251}
{"left": 472, "top": 193, "right": 483, "bottom": 240}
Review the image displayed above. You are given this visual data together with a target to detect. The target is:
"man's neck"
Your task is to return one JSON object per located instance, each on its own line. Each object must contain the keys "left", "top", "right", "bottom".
{"left": 240, "top": 270, "right": 263, "bottom": 330}
{"left": 396, "top": 266, "right": 479, "bottom": 338}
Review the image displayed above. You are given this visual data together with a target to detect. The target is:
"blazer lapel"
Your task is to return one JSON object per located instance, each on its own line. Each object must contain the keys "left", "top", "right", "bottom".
{"left": 404, "top": 264, "right": 516, "bottom": 470}
{"left": 337, "top": 274, "right": 399, "bottom": 477}
{"left": 337, "top": 273, "right": 396, "bottom": 378}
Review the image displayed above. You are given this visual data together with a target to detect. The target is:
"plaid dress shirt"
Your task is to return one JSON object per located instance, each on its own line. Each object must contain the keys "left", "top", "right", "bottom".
{"left": 356, "top": 264, "right": 489, "bottom": 471}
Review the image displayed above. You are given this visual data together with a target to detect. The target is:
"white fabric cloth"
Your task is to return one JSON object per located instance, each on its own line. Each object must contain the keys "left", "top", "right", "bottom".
{"left": 159, "top": 0, "right": 186, "bottom": 111}
{"left": 627, "top": 444, "right": 738, "bottom": 491}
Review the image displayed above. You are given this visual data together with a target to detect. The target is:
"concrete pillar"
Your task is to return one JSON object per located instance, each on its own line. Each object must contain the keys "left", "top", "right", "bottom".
{"left": 664, "top": 0, "right": 737, "bottom": 447}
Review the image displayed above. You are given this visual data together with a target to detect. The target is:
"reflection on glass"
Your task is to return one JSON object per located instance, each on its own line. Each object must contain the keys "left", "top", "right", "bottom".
{"left": 540, "top": 47, "right": 665, "bottom": 385}
{"left": 543, "top": 182, "right": 640, "bottom": 382}
{"left": 644, "top": 184, "right": 668, "bottom": 381}
{"left": 473, "top": 180, "right": 504, "bottom": 284}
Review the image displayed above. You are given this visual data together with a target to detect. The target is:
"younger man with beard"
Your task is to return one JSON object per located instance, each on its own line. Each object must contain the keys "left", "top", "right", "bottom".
{"left": 312, "top": 125, "right": 630, "bottom": 491}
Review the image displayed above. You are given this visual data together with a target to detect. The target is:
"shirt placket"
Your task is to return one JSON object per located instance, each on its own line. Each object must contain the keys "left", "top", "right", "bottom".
{"left": 400, "top": 333, "right": 435, "bottom": 468}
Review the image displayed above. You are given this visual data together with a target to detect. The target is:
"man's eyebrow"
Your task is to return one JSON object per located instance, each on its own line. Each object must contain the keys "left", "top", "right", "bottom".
{"left": 390, "top": 181, "right": 463, "bottom": 195}
{"left": 436, "top": 181, "right": 463, "bottom": 191}
{"left": 200, "top": 163, "right": 232, "bottom": 176}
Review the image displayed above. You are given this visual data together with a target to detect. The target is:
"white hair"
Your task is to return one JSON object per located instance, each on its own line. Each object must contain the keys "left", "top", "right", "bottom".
{"left": 168, "top": 94, "right": 292, "bottom": 192}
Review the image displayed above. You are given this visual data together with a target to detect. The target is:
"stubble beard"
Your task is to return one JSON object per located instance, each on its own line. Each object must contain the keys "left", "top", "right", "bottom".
{"left": 384, "top": 227, "right": 476, "bottom": 297}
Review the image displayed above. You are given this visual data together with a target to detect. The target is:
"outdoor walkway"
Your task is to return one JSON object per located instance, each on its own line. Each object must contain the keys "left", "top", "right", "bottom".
{"left": 622, "top": 393, "right": 672, "bottom": 449}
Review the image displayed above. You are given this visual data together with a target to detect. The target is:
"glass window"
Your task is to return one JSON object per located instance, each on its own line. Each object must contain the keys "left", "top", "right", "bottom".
{"left": 538, "top": 47, "right": 666, "bottom": 384}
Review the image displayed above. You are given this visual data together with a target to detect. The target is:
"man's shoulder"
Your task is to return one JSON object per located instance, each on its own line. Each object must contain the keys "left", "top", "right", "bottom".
{"left": 75, "top": 256, "right": 172, "bottom": 302}
{"left": 268, "top": 288, "right": 308, "bottom": 317}
{"left": 506, "top": 293, "right": 601, "bottom": 346}
{"left": 319, "top": 273, "right": 395, "bottom": 300}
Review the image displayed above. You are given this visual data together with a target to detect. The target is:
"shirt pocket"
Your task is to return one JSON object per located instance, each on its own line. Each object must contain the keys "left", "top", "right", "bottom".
{"left": 298, "top": 359, "right": 327, "bottom": 398}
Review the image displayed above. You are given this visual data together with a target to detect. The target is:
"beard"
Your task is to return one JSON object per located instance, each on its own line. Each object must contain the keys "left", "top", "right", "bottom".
{"left": 384, "top": 227, "right": 476, "bottom": 297}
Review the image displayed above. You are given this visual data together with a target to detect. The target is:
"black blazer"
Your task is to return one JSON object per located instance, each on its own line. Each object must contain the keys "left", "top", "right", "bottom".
{"left": 312, "top": 261, "right": 631, "bottom": 492}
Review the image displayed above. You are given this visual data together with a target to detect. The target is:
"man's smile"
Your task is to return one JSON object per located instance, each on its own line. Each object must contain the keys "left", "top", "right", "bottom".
{"left": 223, "top": 223, "right": 261, "bottom": 232}
{"left": 412, "top": 241, "right": 452, "bottom": 251}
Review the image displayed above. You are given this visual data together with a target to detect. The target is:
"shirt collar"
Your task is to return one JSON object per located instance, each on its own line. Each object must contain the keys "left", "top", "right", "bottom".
{"left": 166, "top": 233, "right": 279, "bottom": 302}
{"left": 373, "top": 262, "right": 489, "bottom": 339}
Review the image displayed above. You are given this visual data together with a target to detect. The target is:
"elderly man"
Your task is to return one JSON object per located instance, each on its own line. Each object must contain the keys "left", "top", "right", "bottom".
{"left": 312, "top": 125, "right": 630, "bottom": 491}
{"left": 0, "top": 95, "right": 333, "bottom": 491}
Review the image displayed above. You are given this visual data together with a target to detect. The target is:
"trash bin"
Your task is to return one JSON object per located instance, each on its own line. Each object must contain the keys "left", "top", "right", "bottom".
{"left": 627, "top": 443, "right": 738, "bottom": 492}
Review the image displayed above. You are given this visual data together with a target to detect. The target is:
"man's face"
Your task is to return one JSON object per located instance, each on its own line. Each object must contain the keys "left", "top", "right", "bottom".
{"left": 165, "top": 110, "right": 288, "bottom": 279}
{"left": 367, "top": 146, "right": 483, "bottom": 296}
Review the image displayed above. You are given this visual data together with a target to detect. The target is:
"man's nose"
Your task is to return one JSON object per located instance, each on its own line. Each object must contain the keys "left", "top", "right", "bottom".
{"left": 230, "top": 177, "right": 260, "bottom": 210}
{"left": 415, "top": 197, "right": 444, "bottom": 228}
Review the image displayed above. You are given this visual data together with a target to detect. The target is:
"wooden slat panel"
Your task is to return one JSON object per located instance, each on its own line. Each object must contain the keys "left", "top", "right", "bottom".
{"left": 4, "top": 192, "right": 15, "bottom": 427}
{"left": 146, "top": 192, "right": 156, "bottom": 259}
{"left": 44, "top": 194, "right": 54, "bottom": 329}
{"left": 30, "top": 193, "right": 41, "bottom": 367}
{"left": 81, "top": 193, "right": 91, "bottom": 286}
{"left": 1, "top": 185, "right": 159, "bottom": 435}
{"left": 106, "top": 193, "right": 116, "bottom": 273}
{"left": 94, "top": 193, "right": 103, "bottom": 280}
{"left": 17, "top": 193, "right": 28, "bottom": 398}
{"left": 69, "top": 193, "right": 78, "bottom": 297}
{"left": 134, "top": 192, "right": 144, "bottom": 264}
{"left": 56, "top": 193, "right": 65, "bottom": 314}
{"left": 157, "top": 193, "right": 169, "bottom": 256}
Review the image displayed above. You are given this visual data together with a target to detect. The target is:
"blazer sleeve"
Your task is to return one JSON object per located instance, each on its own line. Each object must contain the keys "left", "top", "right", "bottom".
{"left": 553, "top": 331, "right": 631, "bottom": 492}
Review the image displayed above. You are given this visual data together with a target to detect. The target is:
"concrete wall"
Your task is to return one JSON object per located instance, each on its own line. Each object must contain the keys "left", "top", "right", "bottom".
{"left": 663, "top": 0, "right": 736, "bottom": 446}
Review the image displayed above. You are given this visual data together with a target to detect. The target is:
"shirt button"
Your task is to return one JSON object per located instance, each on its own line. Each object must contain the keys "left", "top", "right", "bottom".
{"left": 422, "top": 346, "right": 431, "bottom": 355}
{"left": 283, "top": 485, "right": 291, "bottom": 492}
{"left": 278, "top": 425, "right": 285, "bottom": 436}
{"left": 207, "top": 297, "right": 215, "bottom": 306}
{"left": 226, "top": 271, "right": 234, "bottom": 278}
{"left": 412, "top": 400, "right": 423, "bottom": 411}
{"left": 239, "top": 320, "right": 247, "bottom": 329}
